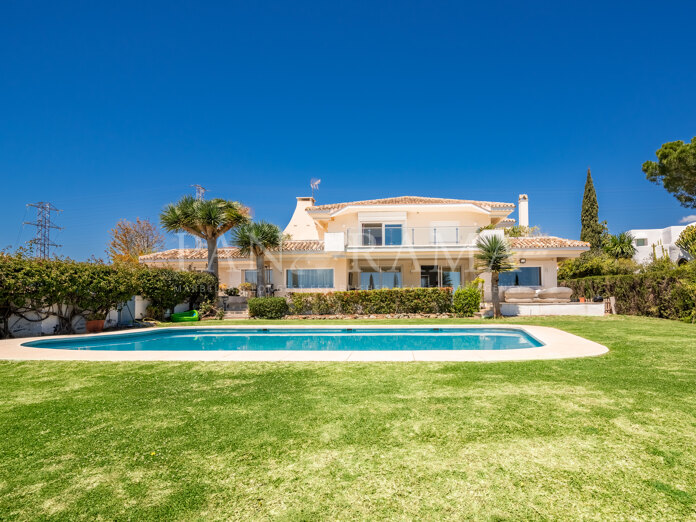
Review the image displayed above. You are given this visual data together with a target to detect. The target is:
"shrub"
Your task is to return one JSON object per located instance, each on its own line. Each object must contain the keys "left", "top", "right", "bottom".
{"left": 135, "top": 267, "right": 216, "bottom": 317}
{"left": 558, "top": 251, "right": 638, "bottom": 279}
{"left": 248, "top": 297, "right": 289, "bottom": 319}
{"left": 287, "top": 288, "right": 453, "bottom": 315}
{"left": 453, "top": 284, "right": 481, "bottom": 317}
{"left": 559, "top": 273, "right": 695, "bottom": 321}
{"left": 0, "top": 252, "right": 218, "bottom": 335}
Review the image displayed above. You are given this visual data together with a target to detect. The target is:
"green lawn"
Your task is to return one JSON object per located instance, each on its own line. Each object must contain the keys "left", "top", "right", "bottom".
{"left": 1, "top": 316, "right": 695, "bottom": 520}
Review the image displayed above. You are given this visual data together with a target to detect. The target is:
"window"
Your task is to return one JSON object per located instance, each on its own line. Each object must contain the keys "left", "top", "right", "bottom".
{"left": 362, "top": 224, "right": 382, "bottom": 246}
{"left": 420, "top": 266, "right": 461, "bottom": 288}
{"left": 384, "top": 224, "right": 403, "bottom": 246}
{"left": 441, "top": 269, "right": 461, "bottom": 288}
{"left": 362, "top": 223, "right": 403, "bottom": 246}
{"left": 286, "top": 269, "right": 334, "bottom": 289}
{"left": 359, "top": 267, "right": 402, "bottom": 290}
{"left": 498, "top": 267, "right": 542, "bottom": 286}
{"left": 420, "top": 265, "right": 439, "bottom": 288}
{"left": 243, "top": 269, "right": 273, "bottom": 285}
{"left": 635, "top": 238, "right": 648, "bottom": 247}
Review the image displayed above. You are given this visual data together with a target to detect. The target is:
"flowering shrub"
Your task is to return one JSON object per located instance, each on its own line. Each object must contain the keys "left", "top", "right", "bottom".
{"left": 288, "top": 288, "right": 453, "bottom": 316}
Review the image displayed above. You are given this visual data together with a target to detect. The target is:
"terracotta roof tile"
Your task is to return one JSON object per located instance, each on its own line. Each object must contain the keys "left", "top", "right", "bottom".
{"left": 139, "top": 240, "right": 325, "bottom": 262}
{"left": 509, "top": 236, "right": 590, "bottom": 249}
{"left": 308, "top": 196, "right": 515, "bottom": 212}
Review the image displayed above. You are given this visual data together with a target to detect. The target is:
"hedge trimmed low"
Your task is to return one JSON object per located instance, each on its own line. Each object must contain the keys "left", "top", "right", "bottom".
{"left": 288, "top": 288, "right": 453, "bottom": 316}
{"left": 248, "top": 297, "right": 290, "bottom": 319}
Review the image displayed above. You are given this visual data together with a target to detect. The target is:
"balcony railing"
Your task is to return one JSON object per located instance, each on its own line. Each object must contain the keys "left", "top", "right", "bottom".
{"left": 345, "top": 226, "right": 479, "bottom": 248}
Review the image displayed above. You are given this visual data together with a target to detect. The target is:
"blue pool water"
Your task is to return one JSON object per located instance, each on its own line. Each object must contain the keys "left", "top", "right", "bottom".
{"left": 22, "top": 328, "right": 543, "bottom": 351}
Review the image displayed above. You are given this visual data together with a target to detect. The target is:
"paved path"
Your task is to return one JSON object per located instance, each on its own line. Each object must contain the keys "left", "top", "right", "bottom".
{"left": 0, "top": 325, "right": 608, "bottom": 362}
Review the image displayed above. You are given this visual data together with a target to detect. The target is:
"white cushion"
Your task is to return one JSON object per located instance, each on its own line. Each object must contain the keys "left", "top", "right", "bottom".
{"left": 504, "top": 287, "right": 536, "bottom": 300}
{"left": 537, "top": 287, "right": 573, "bottom": 299}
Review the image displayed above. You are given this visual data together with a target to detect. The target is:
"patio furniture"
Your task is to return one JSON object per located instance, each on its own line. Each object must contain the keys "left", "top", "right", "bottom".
{"left": 504, "top": 287, "right": 537, "bottom": 303}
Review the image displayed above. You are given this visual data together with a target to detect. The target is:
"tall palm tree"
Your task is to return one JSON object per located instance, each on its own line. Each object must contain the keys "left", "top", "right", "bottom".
{"left": 232, "top": 221, "right": 283, "bottom": 297}
{"left": 160, "top": 196, "right": 249, "bottom": 278}
{"left": 603, "top": 232, "right": 637, "bottom": 259}
{"left": 475, "top": 234, "right": 515, "bottom": 318}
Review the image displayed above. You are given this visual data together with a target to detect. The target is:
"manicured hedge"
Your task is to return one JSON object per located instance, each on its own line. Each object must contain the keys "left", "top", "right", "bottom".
{"left": 288, "top": 288, "right": 453, "bottom": 316}
{"left": 248, "top": 297, "right": 289, "bottom": 319}
{"left": 560, "top": 274, "right": 695, "bottom": 322}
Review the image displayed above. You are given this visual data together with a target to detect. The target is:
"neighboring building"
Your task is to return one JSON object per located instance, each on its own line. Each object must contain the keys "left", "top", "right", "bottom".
{"left": 627, "top": 223, "right": 695, "bottom": 264}
{"left": 140, "top": 195, "right": 589, "bottom": 299}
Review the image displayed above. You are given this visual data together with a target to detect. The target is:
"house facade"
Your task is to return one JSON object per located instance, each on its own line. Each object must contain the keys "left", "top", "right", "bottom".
{"left": 627, "top": 223, "right": 694, "bottom": 265}
{"left": 140, "top": 195, "right": 589, "bottom": 299}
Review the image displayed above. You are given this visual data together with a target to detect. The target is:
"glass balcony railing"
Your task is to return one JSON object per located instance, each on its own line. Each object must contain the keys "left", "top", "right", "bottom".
{"left": 345, "top": 226, "right": 479, "bottom": 247}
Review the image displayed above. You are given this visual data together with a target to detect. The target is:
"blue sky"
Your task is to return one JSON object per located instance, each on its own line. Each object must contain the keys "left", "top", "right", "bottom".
{"left": 2, "top": 1, "right": 695, "bottom": 260}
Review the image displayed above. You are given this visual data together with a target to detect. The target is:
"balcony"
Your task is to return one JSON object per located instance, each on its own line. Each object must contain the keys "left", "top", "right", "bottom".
{"left": 345, "top": 226, "right": 479, "bottom": 248}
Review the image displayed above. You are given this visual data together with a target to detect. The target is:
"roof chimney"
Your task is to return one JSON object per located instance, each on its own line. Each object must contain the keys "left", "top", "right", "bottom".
{"left": 518, "top": 194, "right": 529, "bottom": 228}
{"left": 283, "top": 197, "right": 320, "bottom": 240}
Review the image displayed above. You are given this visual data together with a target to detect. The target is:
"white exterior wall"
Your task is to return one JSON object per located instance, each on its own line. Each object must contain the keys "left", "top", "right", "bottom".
{"left": 628, "top": 223, "right": 694, "bottom": 264}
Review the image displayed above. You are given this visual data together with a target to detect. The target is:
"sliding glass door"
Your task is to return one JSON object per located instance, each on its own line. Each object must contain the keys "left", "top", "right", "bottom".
{"left": 420, "top": 266, "right": 461, "bottom": 288}
{"left": 359, "top": 267, "right": 403, "bottom": 290}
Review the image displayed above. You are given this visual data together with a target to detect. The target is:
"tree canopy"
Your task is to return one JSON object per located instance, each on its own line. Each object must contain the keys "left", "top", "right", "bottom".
{"left": 676, "top": 224, "right": 696, "bottom": 258}
{"left": 580, "top": 168, "right": 605, "bottom": 249}
{"left": 107, "top": 218, "right": 165, "bottom": 264}
{"left": 603, "top": 232, "right": 637, "bottom": 260}
{"left": 160, "top": 196, "right": 249, "bottom": 277}
{"left": 642, "top": 137, "right": 696, "bottom": 208}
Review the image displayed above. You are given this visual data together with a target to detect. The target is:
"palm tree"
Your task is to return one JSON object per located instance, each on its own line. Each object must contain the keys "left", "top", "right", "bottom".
{"left": 160, "top": 196, "right": 249, "bottom": 278}
{"left": 232, "top": 221, "right": 283, "bottom": 297}
{"left": 475, "top": 234, "right": 515, "bottom": 318}
{"left": 603, "top": 232, "right": 637, "bottom": 259}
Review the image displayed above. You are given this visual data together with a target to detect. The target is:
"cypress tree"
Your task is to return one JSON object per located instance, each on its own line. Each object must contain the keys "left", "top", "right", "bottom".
{"left": 580, "top": 168, "right": 604, "bottom": 249}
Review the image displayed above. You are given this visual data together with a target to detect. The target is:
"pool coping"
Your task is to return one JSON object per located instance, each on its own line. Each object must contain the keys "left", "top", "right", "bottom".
{"left": 0, "top": 325, "right": 608, "bottom": 362}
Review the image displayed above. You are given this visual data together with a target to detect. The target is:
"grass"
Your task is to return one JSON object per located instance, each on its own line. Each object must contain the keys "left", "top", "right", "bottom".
{"left": 1, "top": 316, "right": 695, "bottom": 520}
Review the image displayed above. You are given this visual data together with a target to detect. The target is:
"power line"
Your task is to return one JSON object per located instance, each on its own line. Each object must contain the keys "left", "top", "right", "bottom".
{"left": 24, "top": 202, "right": 63, "bottom": 259}
{"left": 191, "top": 185, "right": 207, "bottom": 248}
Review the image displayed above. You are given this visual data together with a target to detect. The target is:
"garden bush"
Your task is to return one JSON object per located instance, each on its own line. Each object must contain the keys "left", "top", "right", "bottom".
{"left": 558, "top": 251, "right": 638, "bottom": 279}
{"left": 287, "top": 288, "right": 453, "bottom": 315}
{"left": 135, "top": 267, "right": 216, "bottom": 319}
{"left": 452, "top": 284, "right": 481, "bottom": 317}
{"left": 248, "top": 297, "right": 289, "bottom": 319}
{"left": 559, "top": 273, "right": 695, "bottom": 322}
{"left": 0, "top": 252, "right": 218, "bottom": 336}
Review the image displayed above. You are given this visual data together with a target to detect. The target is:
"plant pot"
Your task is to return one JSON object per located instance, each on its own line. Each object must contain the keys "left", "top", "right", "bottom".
{"left": 579, "top": 297, "right": 586, "bottom": 303}
{"left": 86, "top": 319, "right": 105, "bottom": 333}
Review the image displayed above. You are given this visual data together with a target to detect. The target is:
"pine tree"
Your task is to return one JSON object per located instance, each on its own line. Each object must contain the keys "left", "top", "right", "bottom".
{"left": 580, "top": 168, "right": 604, "bottom": 249}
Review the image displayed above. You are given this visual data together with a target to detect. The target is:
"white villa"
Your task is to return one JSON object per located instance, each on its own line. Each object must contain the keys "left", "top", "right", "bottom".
{"left": 140, "top": 194, "right": 589, "bottom": 300}
{"left": 627, "top": 222, "right": 695, "bottom": 265}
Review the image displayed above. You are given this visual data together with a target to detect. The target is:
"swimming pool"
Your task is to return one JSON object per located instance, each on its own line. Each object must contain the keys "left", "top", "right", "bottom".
{"left": 22, "top": 327, "right": 543, "bottom": 351}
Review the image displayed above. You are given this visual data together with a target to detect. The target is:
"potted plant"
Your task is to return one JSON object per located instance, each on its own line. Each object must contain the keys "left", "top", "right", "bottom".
{"left": 85, "top": 311, "right": 107, "bottom": 333}
{"left": 225, "top": 287, "right": 240, "bottom": 296}
{"left": 239, "top": 282, "right": 253, "bottom": 298}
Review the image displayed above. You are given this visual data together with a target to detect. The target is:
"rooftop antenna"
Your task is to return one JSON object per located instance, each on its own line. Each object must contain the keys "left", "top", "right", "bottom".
{"left": 24, "top": 202, "right": 62, "bottom": 259}
{"left": 191, "top": 184, "right": 207, "bottom": 248}
{"left": 310, "top": 178, "right": 321, "bottom": 199}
